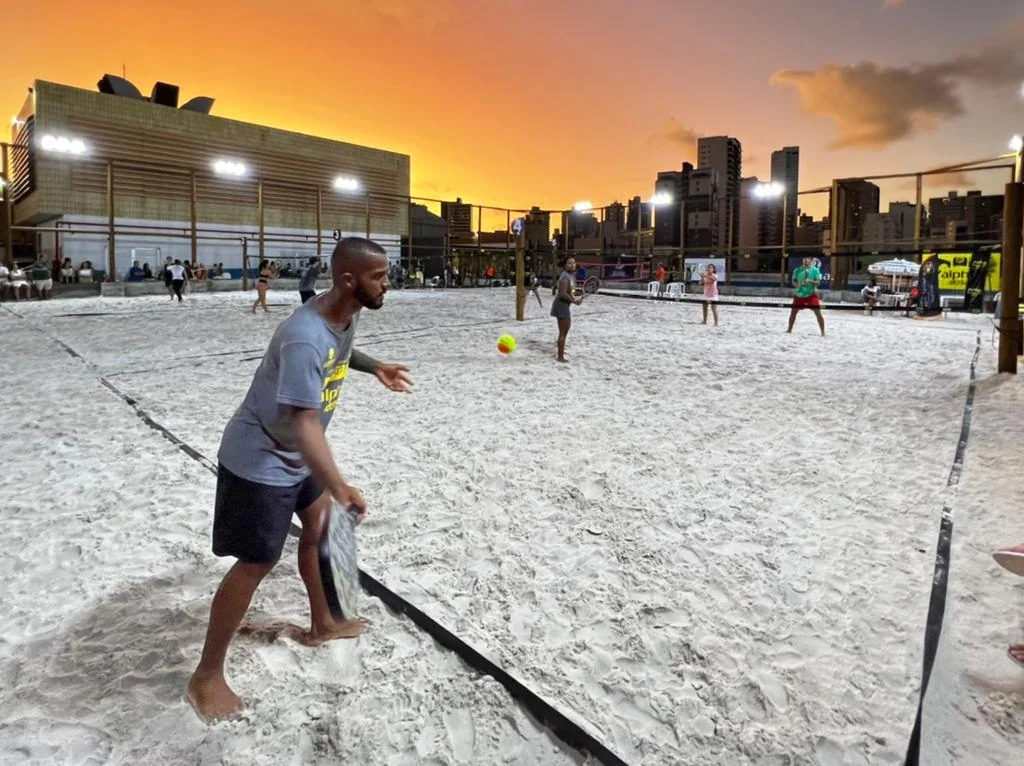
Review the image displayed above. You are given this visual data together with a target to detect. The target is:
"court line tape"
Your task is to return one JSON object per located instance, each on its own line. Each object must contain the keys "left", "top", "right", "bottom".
{"left": 903, "top": 330, "right": 980, "bottom": 766}
{"left": 598, "top": 289, "right": 931, "bottom": 313}
{"left": 96, "top": 372, "right": 630, "bottom": 766}
{"left": 7, "top": 306, "right": 630, "bottom": 766}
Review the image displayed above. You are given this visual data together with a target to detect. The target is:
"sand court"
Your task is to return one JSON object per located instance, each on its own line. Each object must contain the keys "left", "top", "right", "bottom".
{"left": 1, "top": 288, "right": 1022, "bottom": 765}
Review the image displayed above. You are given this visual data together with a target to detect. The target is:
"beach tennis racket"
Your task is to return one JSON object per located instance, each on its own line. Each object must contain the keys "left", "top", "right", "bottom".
{"left": 317, "top": 503, "right": 361, "bottom": 621}
{"left": 583, "top": 276, "right": 600, "bottom": 295}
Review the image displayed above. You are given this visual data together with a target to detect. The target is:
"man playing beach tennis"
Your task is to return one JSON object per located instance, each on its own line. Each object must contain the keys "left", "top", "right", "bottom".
{"left": 787, "top": 256, "right": 826, "bottom": 336}
{"left": 187, "top": 237, "right": 413, "bottom": 724}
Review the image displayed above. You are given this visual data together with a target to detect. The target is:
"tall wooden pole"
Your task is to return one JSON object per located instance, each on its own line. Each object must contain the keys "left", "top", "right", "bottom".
{"left": 515, "top": 218, "right": 526, "bottom": 321}
{"left": 913, "top": 174, "right": 923, "bottom": 258}
{"left": 407, "top": 198, "right": 414, "bottom": 274}
{"left": 106, "top": 160, "right": 116, "bottom": 281}
{"left": 315, "top": 185, "right": 322, "bottom": 257}
{"left": 1, "top": 144, "right": 12, "bottom": 268}
{"left": 257, "top": 178, "right": 265, "bottom": 268}
{"left": 364, "top": 192, "right": 371, "bottom": 239}
{"left": 998, "top": 181, "right": 1023, "bottom": 374}
{"left": 189, "top": 171, "right": 198, "bottom": 266}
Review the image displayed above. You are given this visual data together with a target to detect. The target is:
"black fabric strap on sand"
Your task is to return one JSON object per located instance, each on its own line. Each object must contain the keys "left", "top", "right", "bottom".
{"left": 97, "top": 373, "right": 629, "bottom": 766}
{"left": 903, "top": 331, "right": 980, "bottom": 765}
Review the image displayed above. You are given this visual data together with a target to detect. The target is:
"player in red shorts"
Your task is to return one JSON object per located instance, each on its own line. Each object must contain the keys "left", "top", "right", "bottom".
{"left": 787, "top": 256, "right": 826, "bottom": 336}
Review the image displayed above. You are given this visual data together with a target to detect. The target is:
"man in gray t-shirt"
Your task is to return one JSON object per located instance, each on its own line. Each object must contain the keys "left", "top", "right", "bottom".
{"left": 188, "top": 237, "right": 413, "bottom": 725}
{"left": 298, "top": 256, "right": 320, "bottom": 304}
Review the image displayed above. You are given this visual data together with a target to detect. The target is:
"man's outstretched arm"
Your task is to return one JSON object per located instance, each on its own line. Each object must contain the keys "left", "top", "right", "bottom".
{"left": 349, "top": 349, "right": 381, "bottom": 374}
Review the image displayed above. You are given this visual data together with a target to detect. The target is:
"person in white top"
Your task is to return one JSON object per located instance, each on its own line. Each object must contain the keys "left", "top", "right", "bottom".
{"left": 0, "top": 264, "right": 8, "bottom": 300}
{"left": 168, "top": 259, "right": 188, "bottom": 303}
{"left": 8, "top": 265, "right": 29, "bottom": 300}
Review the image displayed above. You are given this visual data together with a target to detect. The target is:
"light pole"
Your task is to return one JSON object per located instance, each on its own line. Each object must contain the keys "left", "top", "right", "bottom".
{"left": 1011, "top": 134, "right": 1023, "bottom": 184}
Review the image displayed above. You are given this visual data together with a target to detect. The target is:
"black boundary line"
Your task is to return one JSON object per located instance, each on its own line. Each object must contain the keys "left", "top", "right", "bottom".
{"left": 598, "top": 289, "right": 944, "bottom": 313}
{"left": 5, "top": 305, "right": 630, "bottom": 766}
{"left": 95, "top": 379, "right": 630, "bottom": 766}
{"left": 903, "top": 330, "right": 981, "bottom": 766}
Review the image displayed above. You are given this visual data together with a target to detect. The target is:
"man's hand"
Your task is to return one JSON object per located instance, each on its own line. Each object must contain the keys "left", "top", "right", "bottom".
{"left": 332, "top": 481, "right": 367, "bottom": 522}
{"left": 374, "top": 364, "right": 414, "bottom": 393}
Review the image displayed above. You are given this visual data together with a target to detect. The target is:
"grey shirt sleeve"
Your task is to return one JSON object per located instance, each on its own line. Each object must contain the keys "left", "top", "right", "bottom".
{"left": 276, "top": 341, "right": 324, "bottom": 409}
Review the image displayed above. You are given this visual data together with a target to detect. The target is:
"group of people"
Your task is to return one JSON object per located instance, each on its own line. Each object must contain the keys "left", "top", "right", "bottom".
{"left": 0, "top": 258, "right": 54, "bottom": 301}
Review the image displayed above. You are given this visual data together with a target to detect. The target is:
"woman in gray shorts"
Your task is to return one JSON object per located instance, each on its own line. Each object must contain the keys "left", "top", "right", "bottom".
{"left": 551, "top": 256, "right": 582, "bottom": 362}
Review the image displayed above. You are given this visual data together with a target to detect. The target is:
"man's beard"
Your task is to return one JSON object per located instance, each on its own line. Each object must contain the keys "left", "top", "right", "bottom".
{"left": 354, "top": 282, "right": 384, "bottom": 310}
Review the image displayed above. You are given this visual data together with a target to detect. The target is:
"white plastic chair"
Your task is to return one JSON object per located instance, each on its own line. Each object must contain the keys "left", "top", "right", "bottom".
{"left": 665, "top": 282, "right": 683, "bottom": 301}
{"left": 647, "top": 281, "right": 661, "bottom": 298}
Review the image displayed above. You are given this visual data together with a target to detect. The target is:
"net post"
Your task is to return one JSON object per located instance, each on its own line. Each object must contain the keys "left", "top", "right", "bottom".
{"left": 242, "top": 238, "right": 249, "bottom": 291}
{"left": 998, "top": 181, "right": 1023, "bottom": 373}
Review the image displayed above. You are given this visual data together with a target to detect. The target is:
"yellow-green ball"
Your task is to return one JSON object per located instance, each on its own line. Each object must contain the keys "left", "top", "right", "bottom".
{"left": 497, "top": 334, "right": 516, "bottom": 354}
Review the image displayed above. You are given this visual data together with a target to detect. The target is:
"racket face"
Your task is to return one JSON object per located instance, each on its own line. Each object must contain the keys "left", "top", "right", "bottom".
{"left": 319, "top": 504, "right": 360, "bottom": 620}
{"left": 583, "top": 276, "right": 600, "bottom": 295}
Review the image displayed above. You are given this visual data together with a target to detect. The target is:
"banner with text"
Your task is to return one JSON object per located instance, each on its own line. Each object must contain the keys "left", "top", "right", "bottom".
{"left": 922, "top": 251, "right": 1001, "bottom": 293}
{"left": 683, "top": 258, "right": 727, "bottom": 283}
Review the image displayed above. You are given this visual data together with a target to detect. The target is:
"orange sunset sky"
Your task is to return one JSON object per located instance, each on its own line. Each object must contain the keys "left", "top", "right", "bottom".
{"left": 3, "top": 0, "right": 1023, "bottom": 222}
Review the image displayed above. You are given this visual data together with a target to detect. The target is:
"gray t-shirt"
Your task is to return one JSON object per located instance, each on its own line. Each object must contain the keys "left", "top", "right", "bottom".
{"left": 299, "top": 266, "right": 319, "bottom": 291}
{"left": 556, "top": 271, "right": 577, "bottom": 302}
{"left": 218, "top": 302, "right": 359, "bottom": 486}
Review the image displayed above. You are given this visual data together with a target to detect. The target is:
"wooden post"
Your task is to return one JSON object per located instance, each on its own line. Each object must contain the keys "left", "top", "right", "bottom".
{"left": 242, "top": 238, "right": 249, "bottom": 291}
{"left": 190, "top": 171, "right": 198, "bottom": 266}
{"left": 257, "top": 178, "right": 265, "bottom": 267}
{"left": 913, "top": 174, "right": 923, "bottom": 259}
{"left": 515, "top": 220, "right": 526, "bottom": 321}
{"left": 1, "top": 143, "right": 12, "bottom": 268}
{"left": 106, "top": 160, "right": 116, "bottom": 282}
{"left": 407, "top": 198, "right": 414, "bottom": 274}
{"left": 315, "top": 185, "right": 322, "bottom": 257}
{"left": 779, "top": 194, "right": 788, "bottom": 288}
{"left": 364, "top": 192, "right": 371, "bottom": 239}
{"left": 999, "top": 181, "right": 1023, "bottom": 374}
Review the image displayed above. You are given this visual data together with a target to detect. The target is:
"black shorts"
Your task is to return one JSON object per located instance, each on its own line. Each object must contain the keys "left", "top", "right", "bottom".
{"left": 299, "top": 289, "right": 316, "bottom": 304}
{"left": 212, "top": 463, "right": 324, "bottom": 564}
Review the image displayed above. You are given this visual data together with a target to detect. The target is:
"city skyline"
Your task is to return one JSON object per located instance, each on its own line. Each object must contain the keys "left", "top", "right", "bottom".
{"left": 2, "top": 0, "right": 1022, "bottom": 219}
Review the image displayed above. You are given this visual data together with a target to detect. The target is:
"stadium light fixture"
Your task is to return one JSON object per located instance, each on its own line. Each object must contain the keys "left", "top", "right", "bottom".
{"left": 1010, "top": 135, "right": 1023, "bottom": 153}
{"left": 573, "top": 201, "right": 592, "bottom": 212}
{"left": 39, "top": 134, "right": 88, "bottom": 155}
{"left": 333, "top": 176, "right": 360, "bottom": 192}
{"left": 752, "top": 181, "right": 785, "bottom": 199}
{"left": 649, "top": 192, "right": 674, "bottom": 206}
{"left": 212, "top": 159, "right": 247, "bottom": 177}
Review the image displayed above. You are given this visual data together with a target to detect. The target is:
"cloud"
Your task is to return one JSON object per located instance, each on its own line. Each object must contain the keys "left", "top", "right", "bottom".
{"left": 647, "top": 118, "right": 702, "bottom": 155}
{"left": 770, "top": 24, "right": 1024, "bottom": 149}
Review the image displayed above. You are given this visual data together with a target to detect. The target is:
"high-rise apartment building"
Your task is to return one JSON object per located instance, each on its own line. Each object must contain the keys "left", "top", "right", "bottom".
{"left": 770, "top": 146, "right": 799, "bottom": 250}
{"left": 698, "top": 136, "right": 742, "bottom": 252}
{"left": 441, "top": 197, "right": 474, "bottom": 236}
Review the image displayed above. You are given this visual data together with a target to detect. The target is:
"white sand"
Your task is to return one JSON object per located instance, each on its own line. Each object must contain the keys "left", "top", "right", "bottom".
{"left": 1, "top": 287, "right": 1022, "bottom": 764}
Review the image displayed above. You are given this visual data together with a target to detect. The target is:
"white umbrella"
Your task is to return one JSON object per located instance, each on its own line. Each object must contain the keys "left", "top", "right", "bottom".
{"left": 868, "top": 258, "right": 920, "bottom": 277}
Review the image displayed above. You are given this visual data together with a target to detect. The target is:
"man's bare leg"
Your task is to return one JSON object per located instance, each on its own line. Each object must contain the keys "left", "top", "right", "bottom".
{"left": 187, "top": 560, "right": 275, "bottom": 722}
{"left": 813, "top": 308, "right": 826, "bottom": 336}
{"left": 296, "top": 495, "right": 367, "bottom": 645}
{"left": 786, "top": 308, "right": 799, "bottom": 333}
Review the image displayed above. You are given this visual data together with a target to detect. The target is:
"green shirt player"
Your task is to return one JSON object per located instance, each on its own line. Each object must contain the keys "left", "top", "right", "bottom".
{"left": 787, "top": 257, "right": 826, "bottom": 336}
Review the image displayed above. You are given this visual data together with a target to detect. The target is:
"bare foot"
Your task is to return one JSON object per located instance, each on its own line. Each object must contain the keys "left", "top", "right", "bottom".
{"left": 186, "top": 673, "right": 243, "bottom": 723}
{"left": 1009, "top": 644, "right": 1024, "bottom": 667}
{"left": 301, "top": 618, "right": 370, "bottom": 647}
